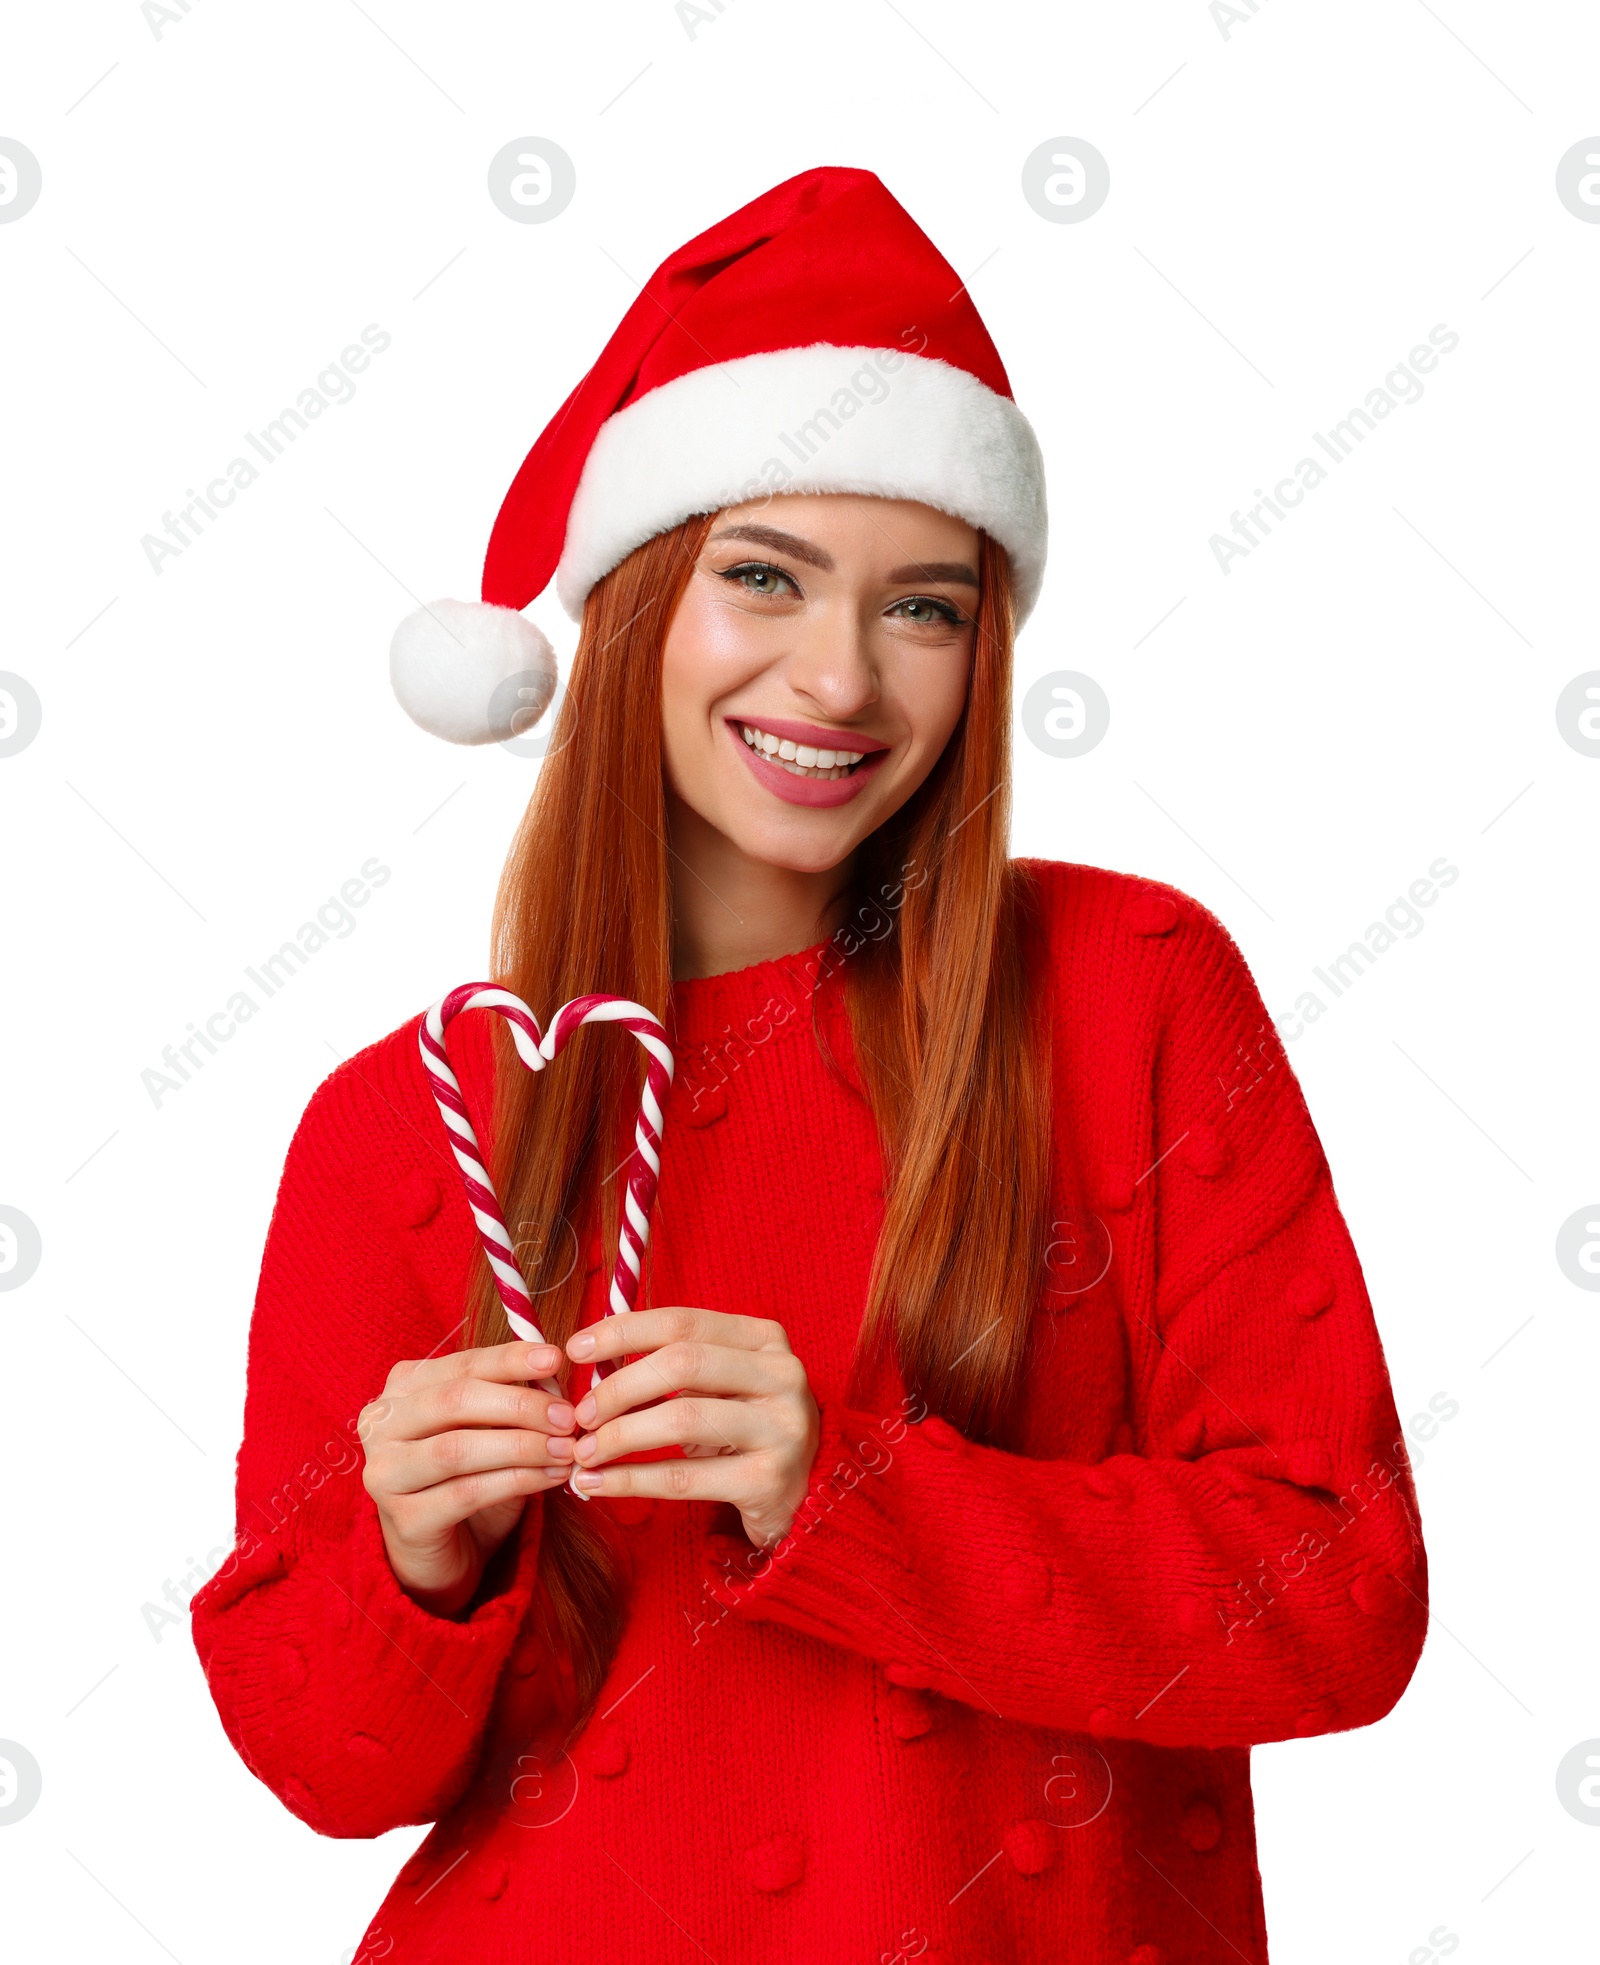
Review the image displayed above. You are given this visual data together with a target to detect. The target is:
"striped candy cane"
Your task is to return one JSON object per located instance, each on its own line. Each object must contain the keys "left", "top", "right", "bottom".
{"left": 418, "top": 982, "right": 674, "bottom": 1499}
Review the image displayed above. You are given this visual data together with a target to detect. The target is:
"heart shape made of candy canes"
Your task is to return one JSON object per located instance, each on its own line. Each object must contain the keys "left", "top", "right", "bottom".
{"left": 419, "top": 982, "right": 674, "bottom": 1501}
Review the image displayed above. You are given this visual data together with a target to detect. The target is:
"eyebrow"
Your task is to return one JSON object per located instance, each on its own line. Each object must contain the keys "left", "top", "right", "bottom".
{"left": 709, "top": 524, "right": 980, "bottom": 589}
{"left": 709, "top": 524, "right": 833, "bottom": 570}
{"left": 883, "top": 560, "right": 979, "bottom": 588}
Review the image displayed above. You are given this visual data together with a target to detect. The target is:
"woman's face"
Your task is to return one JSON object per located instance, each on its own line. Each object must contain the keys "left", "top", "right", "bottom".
{"left": 659, "top": 494, "right": 981, "bottom": 874}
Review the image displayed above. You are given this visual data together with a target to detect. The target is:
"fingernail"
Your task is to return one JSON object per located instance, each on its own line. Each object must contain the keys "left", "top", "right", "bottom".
{"left": 573, "top": 1470, "right": 603, "bottom": 1490}
{"left": 575, "top": 1394, "right": 597, "bottom": 1425}
{"left": 568, "top": 1331, "right": 596, "bottom": 1359}
{"left": 528, "top": 1344, "right": 559, "bottom": 1370}
{"left": 547, "top": 1435, "right": 574, "bottom": 1461}
{"left": 546, "top": 1402, "right": 575, "bottom": 1431}
{"left": 573, "top": 1433, "right": 597, "bottom": 1461}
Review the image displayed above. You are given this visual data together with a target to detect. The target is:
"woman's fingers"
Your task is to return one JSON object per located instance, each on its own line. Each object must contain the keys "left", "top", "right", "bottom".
{"left": 386, "top": 1463, "right": 569, "bottom": 1539}
{"left": 363, "top": 1341, "right": 587, "bottom": 1610}
{"left": 380, "top": 1425, "right": 575, "bottom": 1494}
{"left": 572, "top": 1394, "right": 766, "bottom": 1472}
{"left": 377, "top": 1375, "right": 576, "bottom": 1444}
{"left": 553, "top": 1309, "right": 821, "bottom": 1546}
{"left": 385, "top": 1339, "right": 564, "bottom": 1394}
{"left": 569, "top": 1307, "right": 790, "bottom": 1369}
{"left": 568, "top": 1453, "right": 752, "bottom": 1503}
{"left": 576, "top": 1338, "right": 808, "bottom": 1430}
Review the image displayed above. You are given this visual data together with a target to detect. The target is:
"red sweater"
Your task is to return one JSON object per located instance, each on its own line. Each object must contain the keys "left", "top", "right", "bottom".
{"left": 192, "top": 859, "right": 1426, "bottom": 1965}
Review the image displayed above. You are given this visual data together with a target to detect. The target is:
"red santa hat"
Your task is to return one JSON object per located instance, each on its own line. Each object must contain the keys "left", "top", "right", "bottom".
{"left": 391, "top": 165, "right": 1047, "bottom": 745}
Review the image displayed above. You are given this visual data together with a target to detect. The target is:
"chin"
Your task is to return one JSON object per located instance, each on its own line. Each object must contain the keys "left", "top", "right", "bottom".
{"left": 733, "top": 813, "right": 863, "bottom": 876}
{"left": 754, "top": 837, "right": 859, "bottom": 878}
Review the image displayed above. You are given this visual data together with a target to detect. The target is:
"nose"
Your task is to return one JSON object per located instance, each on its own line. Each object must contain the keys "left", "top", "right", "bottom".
{"left": 781, "top": 598, "right": 880, "bottom": 720}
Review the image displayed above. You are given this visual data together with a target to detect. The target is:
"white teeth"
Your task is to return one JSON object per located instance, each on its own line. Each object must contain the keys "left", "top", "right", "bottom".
{"left": 738, "top": 722, "right": 872, "bottom": 780}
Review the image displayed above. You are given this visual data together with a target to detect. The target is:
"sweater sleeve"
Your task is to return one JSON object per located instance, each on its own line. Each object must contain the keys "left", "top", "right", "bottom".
{"left": 707, "top": 897, "right": 1428, "bottom": 1750}
{"left": 190, "top": 1052, "right": 547, "bottom": 1838}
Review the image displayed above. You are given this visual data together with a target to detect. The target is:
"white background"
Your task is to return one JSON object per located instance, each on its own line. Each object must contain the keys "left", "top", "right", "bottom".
{"left": 2, "top": 2, "right": 1596, "bottom": 1960}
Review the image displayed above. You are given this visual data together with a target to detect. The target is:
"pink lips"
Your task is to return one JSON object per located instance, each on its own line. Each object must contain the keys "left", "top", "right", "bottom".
{"left": 724, "top": 716, "right": 890, "bottom": 809}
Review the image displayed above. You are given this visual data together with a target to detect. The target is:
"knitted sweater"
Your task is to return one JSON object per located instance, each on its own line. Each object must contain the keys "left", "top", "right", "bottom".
{"left": 191, "top": 859, "right": 1427, "bottom": 1965}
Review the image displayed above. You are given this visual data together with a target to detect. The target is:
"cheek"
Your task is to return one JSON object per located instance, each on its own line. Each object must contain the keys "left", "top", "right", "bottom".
{"left": 659, "top": 589, "right": 770, "bottom": 801}
{"left": 897, "top": 641, "right": 974, "bottom": 757}
{"left": 660, "top": 588, "right": 765, "bottom": 730}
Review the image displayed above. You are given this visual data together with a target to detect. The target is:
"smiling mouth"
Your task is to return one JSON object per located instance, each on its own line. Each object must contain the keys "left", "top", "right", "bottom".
{"left": 736, "top": 722, "right": 874, "bottom": 781}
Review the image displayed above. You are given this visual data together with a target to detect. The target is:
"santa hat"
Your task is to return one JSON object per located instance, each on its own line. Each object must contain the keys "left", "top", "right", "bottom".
{"left": 391, "top": 166, "right": 1047, "bottom": 745}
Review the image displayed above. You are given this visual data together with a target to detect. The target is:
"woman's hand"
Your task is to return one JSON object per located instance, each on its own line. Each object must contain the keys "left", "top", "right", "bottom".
{"left": 565, "top": 1308, "right": 821, "bottom": 1549}
{"left": 360, "top": 1341, "right": 577, "bottom": 1617}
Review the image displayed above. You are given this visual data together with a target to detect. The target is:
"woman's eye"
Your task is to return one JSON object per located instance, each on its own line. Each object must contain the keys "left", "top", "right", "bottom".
{"left": 892, "top": 595, "right": 965, "bottom": 626}
{"left": 721, "top": 561, "right": 797, "bottom": 598}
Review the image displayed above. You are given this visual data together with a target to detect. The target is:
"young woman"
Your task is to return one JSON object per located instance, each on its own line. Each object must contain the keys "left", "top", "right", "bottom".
{"left": 193, "top": 169, "right": 1427, "bottom": 1965}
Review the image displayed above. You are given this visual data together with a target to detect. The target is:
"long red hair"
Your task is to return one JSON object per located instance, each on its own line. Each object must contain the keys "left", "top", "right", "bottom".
{"left": 469, "top": 513, "right": 1049, "bottom": 1738}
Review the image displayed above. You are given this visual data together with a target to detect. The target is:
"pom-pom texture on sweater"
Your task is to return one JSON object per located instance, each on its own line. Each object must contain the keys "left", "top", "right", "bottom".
{"left": 192, "top": 860, "right": 1427, "bottom": 1964}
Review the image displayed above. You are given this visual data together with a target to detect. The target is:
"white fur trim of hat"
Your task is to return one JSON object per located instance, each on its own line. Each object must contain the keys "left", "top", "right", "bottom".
{"left": 555, "top": 345, "right": 1047, "bottom": 623}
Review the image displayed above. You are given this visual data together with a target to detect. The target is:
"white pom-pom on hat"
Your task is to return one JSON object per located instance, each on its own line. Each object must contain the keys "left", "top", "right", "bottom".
{"left": 389, "top": 598, "right": 557, "bottom": 747}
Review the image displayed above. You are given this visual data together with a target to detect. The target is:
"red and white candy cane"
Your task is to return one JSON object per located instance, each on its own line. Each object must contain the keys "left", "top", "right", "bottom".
{"left": 418, "top": 982, "right": 674, "bottom": 1498}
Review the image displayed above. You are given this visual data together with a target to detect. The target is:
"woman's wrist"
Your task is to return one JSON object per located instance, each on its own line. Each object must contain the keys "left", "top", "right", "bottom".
{"left": 379, "top": 1524, "right": 483, "bottom": 1620}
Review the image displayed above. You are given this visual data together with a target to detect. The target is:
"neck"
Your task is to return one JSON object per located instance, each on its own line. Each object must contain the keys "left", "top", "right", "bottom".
{"left": 666, "top": 791, "right": 854, "bottom": 981}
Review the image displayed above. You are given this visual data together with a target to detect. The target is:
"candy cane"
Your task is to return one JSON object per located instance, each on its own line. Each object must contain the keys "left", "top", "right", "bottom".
{"left": 418, "top": 983, "right": 674, "bottom": 1500}
{"left": 539, "top": 995, "right": 675, "bottom": 1336}
{"left": 420, "top": 985, "right": 550, "bottom": 1345}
